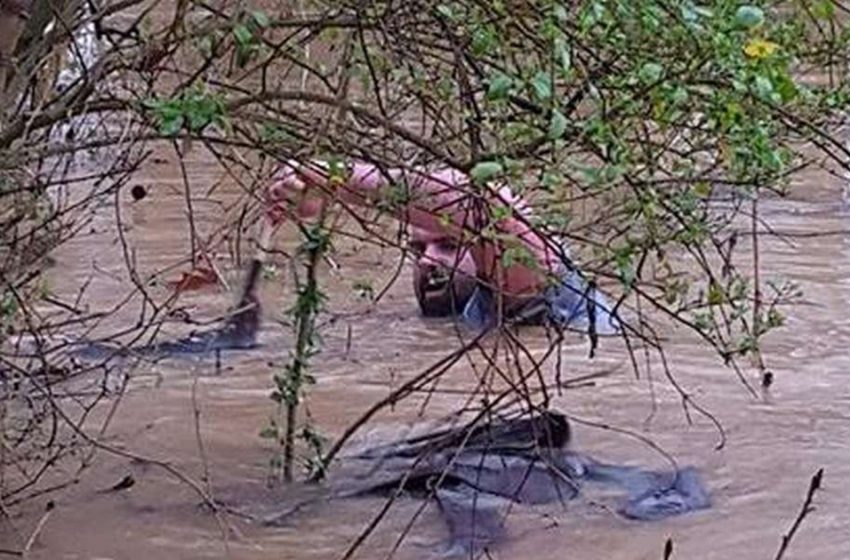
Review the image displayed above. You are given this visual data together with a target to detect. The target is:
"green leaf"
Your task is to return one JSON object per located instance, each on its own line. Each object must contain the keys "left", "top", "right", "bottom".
{"left": 471, "top": 26, "right": 497, "bottom": 56}
{"left": 814, "top": 0, "right": 835, "bottom": 20}
{"left": 680, "top": 2, "right": 700, "bottom": 24}
{"left": 501, "top": 245, "right": 536, "bottom": 268}
{"left": 553, "top": 4, "right": 568, "bottom": 22}
{"left": 491, "top": 205, "right": 511, "bottom": 220}
{"left": 251, "top": 10, "right": 270, "bottom": 27}
{"left": 487, "top": 72, "right": 513, "bottom": 100}
{"left": 707, "top": 281, "right": 725, "bottom": 305}
{"left": 773, "top": 72, "right": 798, "bottom": 102}
{"left": 161, "top": 114, "right": 184, "bottom": 136}
{"left": 692, "top": 182, "right": 712, "bottom": 197}
{"left": 754, "top": 75, "right": 773, "bottom": 99}
{"left": 1, "top": 292, "right": 18, "bottom": 317}
{"left": 197, "top": 35, "right": 214, "bottom": 57}
{"left": 554, "top": 38, "right": 572, "bottom": 73}
{"left": 767, "top": 308, "right": 785, "bottom": 328}
{"left": 327, "top": 156, "right": 347, "bottom": 181}
{"left": 260, "top": 123, "right": 291, "bottom": 143}
{"left": 614, "top": 246, "right": 635, "bottom": 288}
{"left": 548, "top": 109, "right": 568, "bottom": 139}
{"left": 470, "top": 161, "right": 504, "bottom": 183}
{"left": 735, "top": 6, "right": 765, "bottom": 29}
{"left": 233, "top": 23, "right": 253, "bottom": 45}
{"left": 530, "top": 71, "right": 553, "bottom": 100}
{"left": 504, "top": 122, "right": 537, "bottom": 142}
{"left": 638, "top": 62, "right": 663, "bottom": 84}
{"left": 259, "top": 425, "right": 278, "bottom": 439}
{"left": 671, "top": 86, "right": 689, "bottom": 105}
{"left": 436, "top": 4, "right": 453, "bottom": 19}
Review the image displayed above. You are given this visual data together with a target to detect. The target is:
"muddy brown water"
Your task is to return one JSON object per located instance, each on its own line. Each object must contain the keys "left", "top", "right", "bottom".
{"left": 3, "top": 148, "right": 850, "bottom": 560}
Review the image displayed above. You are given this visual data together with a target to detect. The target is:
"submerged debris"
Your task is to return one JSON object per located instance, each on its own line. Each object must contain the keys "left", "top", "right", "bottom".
{"left": 240, "top": 410, "right": 710, "bottom": 556}
{"left": 67, "top": 261, "right": 263, "bottom": 362}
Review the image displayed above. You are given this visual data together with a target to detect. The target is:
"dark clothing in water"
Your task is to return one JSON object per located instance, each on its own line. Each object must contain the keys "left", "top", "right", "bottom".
{"left": 336, "top": 411, "right": 709, "bottom": 555}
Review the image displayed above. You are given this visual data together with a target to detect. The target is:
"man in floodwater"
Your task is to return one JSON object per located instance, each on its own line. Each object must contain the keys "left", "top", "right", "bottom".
{"left": 251, "top": 163, "right": 708, "bottom": 556}
{"left": 266, "top": 160, "right": 621, "bottom": 334}
{"left": 69, "top": 160, "right": 619, "bottom": 360}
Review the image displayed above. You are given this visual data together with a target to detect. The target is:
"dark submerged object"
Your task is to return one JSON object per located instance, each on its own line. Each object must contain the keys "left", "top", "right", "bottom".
{"left": 333, "top": 411, "right": 710, "bottom": 555}
{"left": 70, "top": 260, "right": 263, "bottom": 361}
{"left": 130, "top": 184, "right": 148, "bottom": 201}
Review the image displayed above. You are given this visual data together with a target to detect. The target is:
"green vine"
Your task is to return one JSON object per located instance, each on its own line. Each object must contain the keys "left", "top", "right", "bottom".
{"left": 264, "top": 221, "right": 331, "bottom": 483}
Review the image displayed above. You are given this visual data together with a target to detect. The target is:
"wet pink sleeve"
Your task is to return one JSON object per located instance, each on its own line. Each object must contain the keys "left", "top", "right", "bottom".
{"left": 341, "top": 163, "right": 469, "bottom": 233}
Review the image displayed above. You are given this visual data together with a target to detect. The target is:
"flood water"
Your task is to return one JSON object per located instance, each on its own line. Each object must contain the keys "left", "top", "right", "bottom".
{"left": 4, "top": 145, "right": 850, "bottom": 560}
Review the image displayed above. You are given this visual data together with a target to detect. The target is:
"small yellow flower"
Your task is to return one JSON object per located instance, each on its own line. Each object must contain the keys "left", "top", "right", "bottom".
{"left": 744, "top": 38, "right": 779, "bottom": 59}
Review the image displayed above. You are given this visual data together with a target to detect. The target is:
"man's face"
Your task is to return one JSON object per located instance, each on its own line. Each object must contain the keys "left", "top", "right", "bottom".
{"left": 410, "top": 228, "right": 477, "bottom": 317}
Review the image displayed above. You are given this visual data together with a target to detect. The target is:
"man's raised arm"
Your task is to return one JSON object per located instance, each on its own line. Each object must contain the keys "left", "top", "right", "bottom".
{"left": 265, "top": 160, "right": 562, "bottom": 299}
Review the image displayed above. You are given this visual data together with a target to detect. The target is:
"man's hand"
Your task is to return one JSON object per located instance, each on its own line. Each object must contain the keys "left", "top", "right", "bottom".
{"left": 265, "top": 160, "right": 334, "bottom": 225}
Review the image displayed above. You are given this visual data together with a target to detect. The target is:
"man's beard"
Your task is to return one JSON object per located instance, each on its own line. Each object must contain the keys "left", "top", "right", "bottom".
{"left": 414, "top": 270, "right": 476, "bottom": 317}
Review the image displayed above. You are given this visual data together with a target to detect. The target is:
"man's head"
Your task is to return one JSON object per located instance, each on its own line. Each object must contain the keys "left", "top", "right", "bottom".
{"left": 410, "top": 228, "right": 477, "bottom": 317}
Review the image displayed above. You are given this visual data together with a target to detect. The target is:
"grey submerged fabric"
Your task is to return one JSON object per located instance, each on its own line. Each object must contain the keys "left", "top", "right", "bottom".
{"left": 334, "top": 411, "right": 709, "bottom": 556}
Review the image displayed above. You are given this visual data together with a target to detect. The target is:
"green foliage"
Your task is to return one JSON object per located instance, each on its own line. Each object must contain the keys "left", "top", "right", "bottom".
{"left": 143, "top": 88, "right": 227, "bottom": 136}
{"left": 8, "top": 0, "right": 850, "bottom": 515}
{"left": 470, "top": 161, "right": 504, "bottom": 183}
{"left": 548, "top": 110, "right": 568, "bottom": 140}
{"left": 501, "top": 243, "right": 537, "bottom": 270}
{"left": 269, "top": 221, "right": 331, "bottom": 483}
{"left": 428, "top": 0, "right": 847, "bottom": 364}
{"left": 1, "top": 291, "right": 17, "bottom": 334}
{"left": 232, "top": 10, "right": 269, "bottom": 67}
{"left": 530, "top": 71, "right": 553, "bottom": 101}
{"left": 300, "top": 424, "right": 328, "bottom": 478}
{"left": 86, "top": 0, "right": 850, "bottom": 414}
{"left": 486, "top": 72, "right": 513, "bottom": 100}
{"left": 260, "top": 123, "right": 295, "bottom": 145}
{"left": 734, "top": 5, "right": 764, "bottom": 29}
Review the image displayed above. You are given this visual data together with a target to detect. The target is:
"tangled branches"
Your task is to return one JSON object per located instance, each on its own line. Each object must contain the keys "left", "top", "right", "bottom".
{"left": 1, "top": 0, "right": 850, "bottom": 521}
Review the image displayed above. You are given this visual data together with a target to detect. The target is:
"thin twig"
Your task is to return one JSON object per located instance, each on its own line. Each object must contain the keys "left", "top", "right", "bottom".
{"left": 774, "top": 468, "right": 824, "bottom": 560}
{"left": 21, "top": 502, "right": 52, "bottom": 558}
